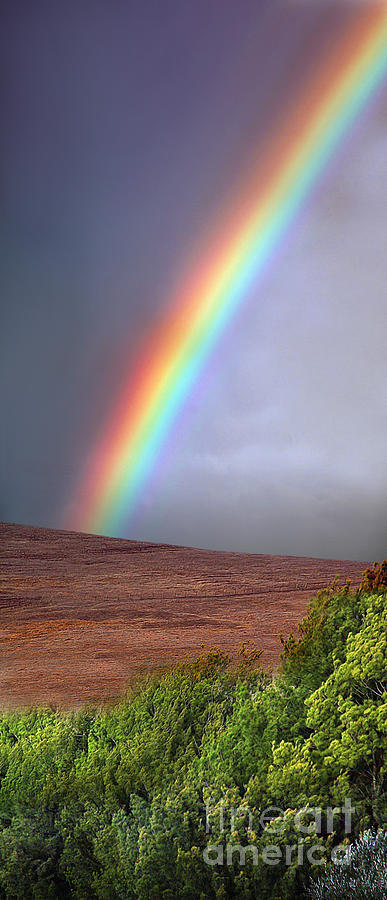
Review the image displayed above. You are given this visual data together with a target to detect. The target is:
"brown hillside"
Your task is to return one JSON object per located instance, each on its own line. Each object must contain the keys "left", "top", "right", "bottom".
{"left": 0, "top": 522, "right": 369, "bottom": 707}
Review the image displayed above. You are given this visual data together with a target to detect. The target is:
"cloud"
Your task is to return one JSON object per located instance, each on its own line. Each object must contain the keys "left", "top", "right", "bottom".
{"left": 1, "top": 0, "right": 386, "bottom": 560}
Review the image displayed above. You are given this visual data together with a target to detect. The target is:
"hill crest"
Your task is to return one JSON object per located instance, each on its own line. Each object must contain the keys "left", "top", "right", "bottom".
{"left": 0, "top": 522, "right": 369, "bottom": 706}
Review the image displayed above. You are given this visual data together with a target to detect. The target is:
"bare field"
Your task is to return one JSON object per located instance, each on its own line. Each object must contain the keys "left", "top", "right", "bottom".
{"left": 0, "top": 522, "right": 369, "bottom": 706}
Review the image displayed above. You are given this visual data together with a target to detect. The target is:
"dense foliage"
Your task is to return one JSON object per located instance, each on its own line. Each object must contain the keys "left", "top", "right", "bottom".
{"left": 0, "top": 564, "right": 385, "bottom": 898}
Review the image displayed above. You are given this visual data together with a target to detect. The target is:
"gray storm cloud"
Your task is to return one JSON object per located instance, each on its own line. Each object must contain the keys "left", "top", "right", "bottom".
{"left": 1, "top": 0, "right": 386, "bottom": 560}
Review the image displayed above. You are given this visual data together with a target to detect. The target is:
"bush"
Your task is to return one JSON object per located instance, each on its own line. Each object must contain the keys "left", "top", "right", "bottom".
{"left": 308, "top": 829, "right": 387, "bottom": 899}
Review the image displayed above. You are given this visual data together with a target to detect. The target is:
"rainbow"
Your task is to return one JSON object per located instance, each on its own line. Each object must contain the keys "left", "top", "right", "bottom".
{"left": 69, "top": 4, "right": 387, "bottom": 537}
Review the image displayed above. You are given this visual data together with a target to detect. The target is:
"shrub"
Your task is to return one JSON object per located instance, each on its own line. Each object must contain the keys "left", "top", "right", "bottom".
{"left": 308, "top": 829, "right": 387, "bottom": 900}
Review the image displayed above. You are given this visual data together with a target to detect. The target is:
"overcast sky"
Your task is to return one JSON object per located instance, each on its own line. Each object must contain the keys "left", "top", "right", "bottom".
{"left": 1, "top": 0, "right": 386, "bottom": 560}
